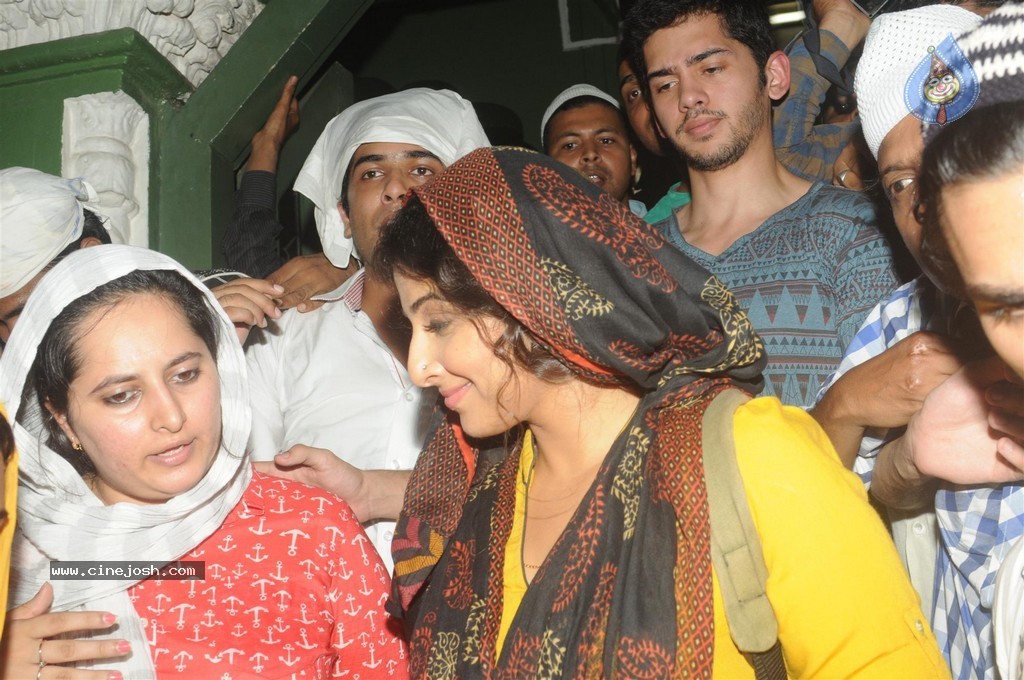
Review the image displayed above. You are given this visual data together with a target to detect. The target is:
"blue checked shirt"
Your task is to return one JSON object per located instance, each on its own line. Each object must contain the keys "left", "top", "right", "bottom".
{"left": 817, "top": 278, "right": 1024, "bottom": 679}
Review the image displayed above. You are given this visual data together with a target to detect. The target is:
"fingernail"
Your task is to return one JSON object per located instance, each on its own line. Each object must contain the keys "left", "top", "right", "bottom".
{"left": 273, "top": 284, "right": 285, "bottom": 293}
{"left": 103, "top": 613, "right": 118, "bottom": 624}
{"left": 109, "top": 672, "right": 124, "bottom": 680}
{"left": 277, "top": 452, "right": 290, "bottom": 460}
{"left": 117, "top": 640, "right": 131, "bottom": 654}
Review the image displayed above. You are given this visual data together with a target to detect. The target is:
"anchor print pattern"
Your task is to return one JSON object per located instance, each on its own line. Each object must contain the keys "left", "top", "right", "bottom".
{"left": 131, "top": 471, "right": 408, "bottom": 678}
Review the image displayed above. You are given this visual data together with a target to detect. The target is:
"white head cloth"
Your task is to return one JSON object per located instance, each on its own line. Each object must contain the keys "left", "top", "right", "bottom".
{"left": 855, "top": 4, "right": 980, "bottom": 159}
{"left": 293, "top": 88, "right": 490, "bottom": 267}
{"left": 0, "top": 245, "right": 252, "bottom": 679}
{"left": 0, "top": 167, "right": 102, "bottom": 298}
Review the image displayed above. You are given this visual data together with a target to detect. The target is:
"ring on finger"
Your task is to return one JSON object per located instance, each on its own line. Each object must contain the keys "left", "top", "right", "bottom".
{"left": 37, "top": 639, "right": 46, "bottom": 679}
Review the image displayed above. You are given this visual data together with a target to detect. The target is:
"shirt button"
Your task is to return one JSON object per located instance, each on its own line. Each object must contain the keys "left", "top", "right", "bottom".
{"left": 383, "top": 530, "right": 394, "bottom": 541}
{"left": 912, "top": 521, "right": 925, "bottom": 535}
{"left": 404, "top": 393, "right": 414, "bottom": 402}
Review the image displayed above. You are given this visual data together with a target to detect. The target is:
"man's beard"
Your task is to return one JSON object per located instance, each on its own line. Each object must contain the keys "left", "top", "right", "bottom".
{"left": 668, "top": 94, "right": 767, "bottom": 172}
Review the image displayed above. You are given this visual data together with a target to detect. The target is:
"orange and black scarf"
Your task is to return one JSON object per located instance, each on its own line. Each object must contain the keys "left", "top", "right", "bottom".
{"left": 389, "top": 148, "right": 766, "bottom": 678}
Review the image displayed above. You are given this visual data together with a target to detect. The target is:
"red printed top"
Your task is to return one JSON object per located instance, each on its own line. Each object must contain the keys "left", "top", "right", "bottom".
{"left": 130, "top": 469, "right": 408, "bottom": 679}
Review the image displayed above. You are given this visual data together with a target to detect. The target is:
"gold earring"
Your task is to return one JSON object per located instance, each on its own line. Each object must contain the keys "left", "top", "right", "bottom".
{"left": 72, "top": 441, "right": 83, "bottom": 451}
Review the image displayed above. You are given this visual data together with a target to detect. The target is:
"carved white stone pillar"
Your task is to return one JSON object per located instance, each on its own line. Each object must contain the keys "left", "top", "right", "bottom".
{"left": 0, "top": 0, "right": 263, "bottom": 87}
{"left": 62, "top": 91, "right": 149, "bottom": 247}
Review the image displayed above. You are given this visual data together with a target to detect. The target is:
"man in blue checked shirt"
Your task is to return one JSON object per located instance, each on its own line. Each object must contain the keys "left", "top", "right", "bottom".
{"left": 812, "top": 6, "right": 1024, "bottom": 678}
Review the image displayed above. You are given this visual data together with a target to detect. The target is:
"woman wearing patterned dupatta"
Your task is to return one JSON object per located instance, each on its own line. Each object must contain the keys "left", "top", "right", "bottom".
{"left": 374, "top": 147, "right": 946, "bottom": 678}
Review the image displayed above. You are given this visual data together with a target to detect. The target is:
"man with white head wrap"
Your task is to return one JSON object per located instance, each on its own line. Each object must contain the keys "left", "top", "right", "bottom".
{"left": 247, "top": 88, "right": 489, "bottom": 569}
{"left": 0, "top": 167, "right": 111, "bottom": 349}
{"left": 811, "top": 6, "right": 1024, "bottom": 678}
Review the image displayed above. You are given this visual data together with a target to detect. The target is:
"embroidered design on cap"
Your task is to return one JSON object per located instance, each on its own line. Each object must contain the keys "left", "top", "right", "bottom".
{"left": 904, "top": 34, "right": 979, "bottom": 127}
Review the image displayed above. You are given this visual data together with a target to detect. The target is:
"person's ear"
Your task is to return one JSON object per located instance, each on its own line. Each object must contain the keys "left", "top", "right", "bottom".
{"left": 337, "top": 203, "right": 352, "bottom": 240}
{"left": 79, "top": 236, "right": 104, "bottom": 248}
{"left": 764, "top": 50, "right": 791, "bottom": 101}
{"left": 44, "top": 400, "right": 79, "bottom": 449}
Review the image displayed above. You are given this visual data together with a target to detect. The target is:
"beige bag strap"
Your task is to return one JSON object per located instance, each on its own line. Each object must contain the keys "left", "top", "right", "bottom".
{"left": 702, "top": 389, "right": 786, "bottom": 679}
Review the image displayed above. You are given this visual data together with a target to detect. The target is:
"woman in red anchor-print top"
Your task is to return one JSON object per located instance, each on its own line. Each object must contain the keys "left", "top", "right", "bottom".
{"left": 4, "top": 248, "right": 407, "bottom": 679}
{"left": 131, "top": 470, "right": 406, "bottom": 678}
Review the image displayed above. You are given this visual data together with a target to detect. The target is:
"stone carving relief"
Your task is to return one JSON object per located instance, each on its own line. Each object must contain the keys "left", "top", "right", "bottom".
{"left": 0, "top": 0, "right": 264, "bottom": 86}
{"left": 63, "top": 91, "right": 149, "bottom": 247}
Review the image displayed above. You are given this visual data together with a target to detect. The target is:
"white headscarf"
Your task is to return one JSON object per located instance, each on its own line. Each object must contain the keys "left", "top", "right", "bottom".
{"left": 0, "top": 167, "right": 103, "bottom": 298}
{"left": 0, "top": 245, "right": 252, "bottom": 679}
{"left": 293, "top": 88, "right": 490, "bottom": 267}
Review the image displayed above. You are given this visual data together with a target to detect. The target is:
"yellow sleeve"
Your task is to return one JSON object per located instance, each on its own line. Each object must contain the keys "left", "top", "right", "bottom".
{"left": 0, "top": 402, "right": 18, "bottom": 636}
{"left": 712, "top": 397, "right": 948, "bottom": 679}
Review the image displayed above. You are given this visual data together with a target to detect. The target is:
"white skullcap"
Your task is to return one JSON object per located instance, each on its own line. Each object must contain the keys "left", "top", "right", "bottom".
{"left": 0, "top": 167, "right": 99, "bottom": 298}
{"left": 541, "top": 84, "right": 621, "bottom": 146}
{"left": 856, "top": 4, "right": 980, "bottom": 159}
{"left": 293, "top": 88, "right": 490, "bottom": 268}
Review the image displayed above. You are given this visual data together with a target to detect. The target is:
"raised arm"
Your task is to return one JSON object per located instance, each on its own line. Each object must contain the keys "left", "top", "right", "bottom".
{"left": 222, "top": 76, "right": 300, "bottom": 278}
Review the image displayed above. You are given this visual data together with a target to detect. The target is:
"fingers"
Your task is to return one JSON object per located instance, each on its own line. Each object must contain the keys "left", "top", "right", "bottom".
{"left": 213, "top": 279, "right": 283, "bottom": 331}
{"left": 989, "top": 402, "right": 1024, "bottom": 443}
{"left": 269, "top": 75, "right": 299, "bottom": 133}
{"left": 996, "top": 436, "right": 1024, "bottom": 477}
{"left": 267, "top": 254, "right": 354, "bottom": 311}
{"left": 16, "top": 609, "right": 118, "bottom": 641}
{"left": 275, "top": 444, "right": 327, "bottom": 469}
{"left": 296, "top": 299, "right": 327, "bottom": 313}
{"left": 275, "top": 286, "right": 317, "bottom": 312}
{"left": 39, "top": 637, "right": 131, "bottom": 666}
{"left": 9, "top": 582, "right": 54, "bottom": 620}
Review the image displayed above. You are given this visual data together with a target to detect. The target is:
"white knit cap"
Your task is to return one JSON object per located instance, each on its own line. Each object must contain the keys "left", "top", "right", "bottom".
{"left": 540, "top": 84, "right": 620, "bottom": 146}
{"left": 856, "top": 4, "right": 981, "bottom": 159}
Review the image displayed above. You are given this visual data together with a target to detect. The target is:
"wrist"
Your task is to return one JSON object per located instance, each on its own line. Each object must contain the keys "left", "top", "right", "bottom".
{"left": 818, "top": 11, "right": 869, "bottom": 52}
{"left": 358, "top": 469, "right": 411, "bottom": 524}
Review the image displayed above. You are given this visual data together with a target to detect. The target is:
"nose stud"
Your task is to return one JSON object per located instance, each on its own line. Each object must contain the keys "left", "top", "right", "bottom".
{"left": 419, "top": 362, "right": 428, "bottom": 371}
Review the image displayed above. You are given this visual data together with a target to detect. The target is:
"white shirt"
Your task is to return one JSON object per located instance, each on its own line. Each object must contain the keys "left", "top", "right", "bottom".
{"left": 245, "top": 269, "right": 434, "bottom": 570}
{"left": 995, "top": 537, "right": 1024, "bottom": 680}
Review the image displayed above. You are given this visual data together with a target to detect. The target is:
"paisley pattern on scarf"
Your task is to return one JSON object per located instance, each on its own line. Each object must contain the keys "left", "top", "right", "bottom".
{"left": 388, "top": 148, "right": 765, "bottom": 677}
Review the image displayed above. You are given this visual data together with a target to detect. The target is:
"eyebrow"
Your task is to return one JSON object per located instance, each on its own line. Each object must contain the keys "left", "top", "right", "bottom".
{"left": 879, "top": 160, "right": 917, "bottom": 178}
{"left": 351, "top": 149, "right": 443, "bottom": 170}
{"left": 688, "top": 47, "right": 729, "bottom": 66}
{"left": 646, "top": 47, "right": 730, "bottom": 81}
{"left": 967, "top": 284, "right": 1024, "bottom": 307}
{"left": 409, "top": 291, "right": 446, "bottom": 314}
{"left": 555, "top": 126, "right": 624, "bottom": 142}
{"left": 0, "top": 302, "right": 25, "bottom": 329}
{"left": 619, "top": 72, "right": 637, "bottom": 88}
{"left": 88, "top": 351, "right": 203, "bottom": 396}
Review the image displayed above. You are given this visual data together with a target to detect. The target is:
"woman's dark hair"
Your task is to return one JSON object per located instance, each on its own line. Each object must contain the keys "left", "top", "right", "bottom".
{"left": 29, "top": 269, "right": 220, "bottom": 475}
{"left": 918, "top": 102, "right": 1024, "bottom": 297}
{"left": 373, "top": 195, "right": 575, "bottom": 390}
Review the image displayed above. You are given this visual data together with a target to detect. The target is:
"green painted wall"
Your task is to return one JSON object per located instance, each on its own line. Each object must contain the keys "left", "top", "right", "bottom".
{"left": 339, "top": 0, "right": 622, "bottom": 150}
{"left": 0, "top": 0, "right": 374, "bottom": 269}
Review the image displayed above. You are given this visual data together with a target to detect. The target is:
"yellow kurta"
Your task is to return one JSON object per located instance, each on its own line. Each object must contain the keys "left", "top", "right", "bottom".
{"left": 0, "top": 402, "right": 19, "bottom": 635}
{"left": 499, "top": 396, "right": 949, "bottom": 677}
